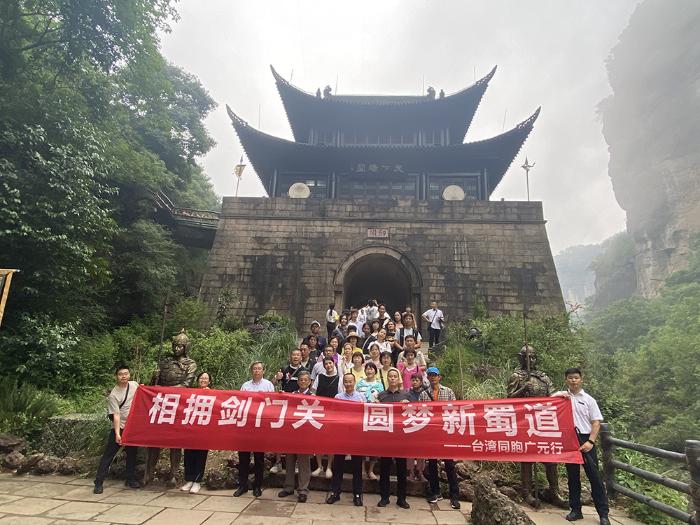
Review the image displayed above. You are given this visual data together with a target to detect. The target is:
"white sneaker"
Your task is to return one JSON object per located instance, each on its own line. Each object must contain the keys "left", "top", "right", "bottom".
{"left": 325, "top": 468, "right": 333, "bottom": 479}
{"left": 311, "top": 467, "right": 323, "bottom": 477}
{"left": 270, "top": 463, "right": 282, "bottom": 474}
{"left": 189, "top": 482, "right": 201, "bottom": 494}
{"left": 180, "top": 481, "right": 194, "bottom": 492}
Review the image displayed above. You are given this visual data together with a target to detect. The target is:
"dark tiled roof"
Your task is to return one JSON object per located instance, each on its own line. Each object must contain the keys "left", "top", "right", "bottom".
{"left": 226, "top": 105, "right": 539, "bottom": 198}
{"left": 270, "top": 65, "right": 496, "bottom": 144}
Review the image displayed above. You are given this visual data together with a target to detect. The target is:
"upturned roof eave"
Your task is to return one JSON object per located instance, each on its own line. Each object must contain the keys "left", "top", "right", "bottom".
{"left": 227, "top": 104, "right": 540, "bottom": 198}
{"left": 270, "top": 65, "right": 497, "bottom": 143}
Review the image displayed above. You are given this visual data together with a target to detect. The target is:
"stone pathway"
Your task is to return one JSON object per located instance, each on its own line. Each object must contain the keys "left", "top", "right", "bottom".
{"left": 0, "top": 473, "right": 643, "bottom": 525}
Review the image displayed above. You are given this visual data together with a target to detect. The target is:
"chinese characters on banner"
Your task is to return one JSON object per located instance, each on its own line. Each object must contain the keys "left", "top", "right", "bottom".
{"left": 122, "top": 386, "right": 582, "bottom": 464}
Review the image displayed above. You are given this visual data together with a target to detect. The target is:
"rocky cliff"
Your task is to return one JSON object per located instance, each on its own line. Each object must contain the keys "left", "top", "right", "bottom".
{"left": 600, "top": 0, "right": 700, "bottom": 297}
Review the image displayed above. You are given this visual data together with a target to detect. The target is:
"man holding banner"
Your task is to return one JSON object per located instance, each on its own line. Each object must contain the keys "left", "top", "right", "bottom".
{"left": 234, "top": 361, "right": 274, "bottom": 498}
{"left": 554, "top": 368, "right": 610, "bottom": 525}
{"left": 376, "top": 368, "right": 411, "bottom": 509}
{"left": 327, "top": 372, "right": 365, "bottom": 506}
{"left": 421, "top": 367, "right": 460, "bottom": 509}
{"left": 121, "top": 364, "right": 583, "bottom": 503}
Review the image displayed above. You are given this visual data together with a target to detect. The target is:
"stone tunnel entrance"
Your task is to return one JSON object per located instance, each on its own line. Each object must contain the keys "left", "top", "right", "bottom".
{"left": 343, "top": 254, "right": 411, "bottom": 313}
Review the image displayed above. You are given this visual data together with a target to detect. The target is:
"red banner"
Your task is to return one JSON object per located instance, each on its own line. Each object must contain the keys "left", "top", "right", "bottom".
{"left": 122, "top": 386, "right": 582, "bottom": 464}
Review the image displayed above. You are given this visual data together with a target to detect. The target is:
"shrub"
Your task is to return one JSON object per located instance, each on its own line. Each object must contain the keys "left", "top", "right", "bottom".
{"left": 613, "top": 448, "right": 689, "bottom": 525}
{"left": 0, "top": 378, "right": 61, "bottom": 439}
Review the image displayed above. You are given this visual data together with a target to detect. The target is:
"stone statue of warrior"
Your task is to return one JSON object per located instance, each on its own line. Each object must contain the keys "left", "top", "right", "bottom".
{"left": 507, "top": 345, "right": 568, "bottom": 509}
{"left": 143, "top": 330, "right": 197, "bottom": 487}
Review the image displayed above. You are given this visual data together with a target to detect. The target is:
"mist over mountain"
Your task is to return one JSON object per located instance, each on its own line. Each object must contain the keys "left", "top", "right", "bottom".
{"left": 600, "top": 0, "right": 700, "bottom": 297}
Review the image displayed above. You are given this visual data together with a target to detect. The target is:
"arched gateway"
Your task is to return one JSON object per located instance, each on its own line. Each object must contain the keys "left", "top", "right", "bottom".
{"left": 333, "top": 247, "right": 422, "bottom": 315}
{"left": 198, "top": 66, "right": 565, "bottom": 330}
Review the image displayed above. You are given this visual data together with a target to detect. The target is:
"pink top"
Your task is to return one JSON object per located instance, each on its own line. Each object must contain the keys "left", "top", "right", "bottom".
{"left": 398, "top": 361, "right": 424, "bottom": 390}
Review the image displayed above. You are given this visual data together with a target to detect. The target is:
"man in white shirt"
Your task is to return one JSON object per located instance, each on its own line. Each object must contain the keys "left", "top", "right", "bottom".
{"left": 327, "top": 373, "right": 365, "bottom": 506}
{"left": 422, "top": 300, "right": 444, "bottom": 349}
{"left": 94, "top": 364, "right": 140, "bottom": 494}
{"left": 234, "top": 361, "right": 274, "bottom": 498}
{"left": 553, "top": 368, "right": 610, "bottom": 525}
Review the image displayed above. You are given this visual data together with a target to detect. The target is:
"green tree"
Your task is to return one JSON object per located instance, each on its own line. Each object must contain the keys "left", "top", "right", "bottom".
{"left": 0, "top": 0, "right": 219, "bottom": 385}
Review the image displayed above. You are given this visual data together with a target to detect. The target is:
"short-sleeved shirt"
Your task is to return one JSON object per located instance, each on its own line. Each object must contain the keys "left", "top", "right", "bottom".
{"left": 356, "top": 378, "right": 384, "bottom": 403}
{"left": 398, "top": 327, "right": 422, "bottom": 346}
{"left": 350, "top": 367, "right": 366, "bottom": 383}
{"left": 398, "top": 362, "right": 423, "bottom": 390}
{"left": 397, "top": 349, "right": 427, "bottom": 367}
{"left": 335, "top": 390, "right": 364, "bottom": 402}
{"left": 407, "top": 387, "right": 428, "bottom": 402}
{"left": 419, "top": 384, "right": 456, "bottom": 402}
{"left": 241, "top": 378, "right": 275, "bottom": 392}
{"left": 108, "top": 381, "right": 138, "bottom": 429}
{"left": 554, "top": 388, "right": 603, "bottom": 434}
{"left": 279, "top": 364, "right": 308, "bottom": 392}
{"left": 423, "top": 308, "right": 444, "bottom": 330}
{"left": 377, "top": 388, "right": 410, "bottom": 403}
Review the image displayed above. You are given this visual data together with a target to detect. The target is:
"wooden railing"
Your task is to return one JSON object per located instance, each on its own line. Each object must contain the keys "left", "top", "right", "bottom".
{"left": 599, "top": 423, "right": 700, "bottom": 524}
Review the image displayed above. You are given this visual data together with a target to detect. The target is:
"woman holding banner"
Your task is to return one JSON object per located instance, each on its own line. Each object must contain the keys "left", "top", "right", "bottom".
{"left": 181, "top": 371, "right": 212, "bottom": 494}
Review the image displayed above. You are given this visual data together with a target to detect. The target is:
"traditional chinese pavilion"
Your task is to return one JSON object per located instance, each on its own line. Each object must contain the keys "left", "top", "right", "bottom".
{"left": 226, "top": 66, "right": 540, "bottom": 202}
{"left": 199, "top": 66, "right": 563, "bottom": 328}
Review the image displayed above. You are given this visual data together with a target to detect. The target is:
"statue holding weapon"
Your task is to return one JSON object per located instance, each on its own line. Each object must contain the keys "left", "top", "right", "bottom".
{"left": 507, "top": 343, "right": 568, "bottom": 508}
{"left": 143, "top": 329, "right": 197, "bottom": 487}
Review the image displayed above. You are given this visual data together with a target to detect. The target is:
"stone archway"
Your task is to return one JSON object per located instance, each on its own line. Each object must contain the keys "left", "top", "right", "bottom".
{"left": 333, "top": 246, "right": 422, "bottom": 315}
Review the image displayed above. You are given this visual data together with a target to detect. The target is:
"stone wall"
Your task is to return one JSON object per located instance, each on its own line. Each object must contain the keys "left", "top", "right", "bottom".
{"left": 199, "top": 197, "right": 564, "bottom": 330}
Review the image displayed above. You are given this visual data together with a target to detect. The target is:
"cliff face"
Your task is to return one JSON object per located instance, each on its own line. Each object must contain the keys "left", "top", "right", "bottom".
{"left": 600, "top": 0, "right": 700, "bottom": 297}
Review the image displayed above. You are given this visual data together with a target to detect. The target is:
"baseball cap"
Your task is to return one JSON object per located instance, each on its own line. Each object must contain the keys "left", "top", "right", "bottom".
{"left": 310, "top": 320, "right": 321, "bottom": 328}
{"left": 426, "top": 367, "right": 440, "bottom": 375}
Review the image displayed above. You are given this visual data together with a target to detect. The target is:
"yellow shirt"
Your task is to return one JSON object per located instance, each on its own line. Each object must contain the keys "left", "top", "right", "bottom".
{"left": 351, "top": 367, "right": 366, "bottom": 383}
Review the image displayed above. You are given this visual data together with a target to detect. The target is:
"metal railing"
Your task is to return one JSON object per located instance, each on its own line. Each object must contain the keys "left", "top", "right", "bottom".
{"left": 599, "top": 423, "right": 700, "bottom": 524}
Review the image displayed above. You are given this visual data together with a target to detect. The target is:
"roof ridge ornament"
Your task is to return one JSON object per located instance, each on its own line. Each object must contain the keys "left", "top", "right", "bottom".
{"left": 270, "top": 64, "right": 497, "bottom": 102}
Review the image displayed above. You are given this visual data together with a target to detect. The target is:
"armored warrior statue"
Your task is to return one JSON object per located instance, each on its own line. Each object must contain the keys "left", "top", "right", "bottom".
{"left": 143, "top": 330, "right": 197, "bottom": 486}
{"left": 507, "top": 345, "right": 567, "bottom": 508}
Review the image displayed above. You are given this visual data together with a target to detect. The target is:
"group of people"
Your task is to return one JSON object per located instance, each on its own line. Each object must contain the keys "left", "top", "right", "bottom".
{"left": 93, "top": 301, "right": 612, "bottom": 525}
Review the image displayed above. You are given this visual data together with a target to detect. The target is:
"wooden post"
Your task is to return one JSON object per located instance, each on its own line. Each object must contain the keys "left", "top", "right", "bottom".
{"left": 0, "top": 269, "right": 18, "bottom": 328}
{"left": 686, "top": 440, "right": 700, "bottom": 525}
{"left": 600, "top": 423, "right": 616, "bottom": 500}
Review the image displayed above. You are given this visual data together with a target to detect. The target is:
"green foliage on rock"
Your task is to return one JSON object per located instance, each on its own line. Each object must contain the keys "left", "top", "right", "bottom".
{"left": 586, "top": 235, "right": 700, "bottom": 451}
{"left": 440, "top": 314, "right": 588, "bottom": 400}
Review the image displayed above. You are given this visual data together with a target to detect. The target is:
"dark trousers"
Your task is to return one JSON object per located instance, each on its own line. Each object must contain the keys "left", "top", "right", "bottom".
{"left": 95, "top": 429, "right": 137, "bottom": 483}
{"left": 566, "top": 433, "right": 609, "bottom": 517}
{"left": 427, "top": 459, "right": 459, "bottom": 499}
{"left": 428, "top": 327, "right": 441, "bottom": 347}
{"left": 184, "top": 449, "right": 208, "bottom": 482}
{"left": 238, "top": 451, "right": 264, "bottom": 489}
{"left": 326, "top": 322, "right": 335, "bottom": 339}
{"left": 379, "top": 457, "right": 407, "bottom": 501}
{"left": 330, "top": 454, "right": 363, "bottom": 496}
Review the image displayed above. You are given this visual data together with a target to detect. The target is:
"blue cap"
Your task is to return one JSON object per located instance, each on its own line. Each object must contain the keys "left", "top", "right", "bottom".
{"left": 426, "top": 367, "right": 440, "bottom": 375}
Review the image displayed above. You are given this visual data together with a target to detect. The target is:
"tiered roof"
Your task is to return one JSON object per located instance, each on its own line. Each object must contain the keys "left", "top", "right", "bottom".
{"left": 228, "top": 66, "right": 540, "bottom": 198}
{"left": 271, "top": 65, "right": 496, "bottom": 144}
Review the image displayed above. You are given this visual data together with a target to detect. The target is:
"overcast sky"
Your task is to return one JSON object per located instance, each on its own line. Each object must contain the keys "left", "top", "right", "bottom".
{"left": 160, "top": 0, "right": 639, "bottom": 254}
